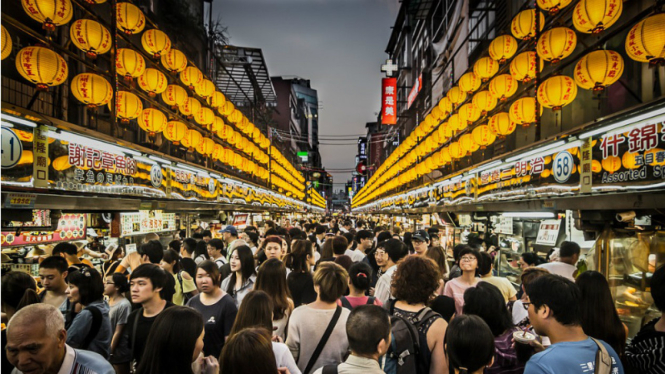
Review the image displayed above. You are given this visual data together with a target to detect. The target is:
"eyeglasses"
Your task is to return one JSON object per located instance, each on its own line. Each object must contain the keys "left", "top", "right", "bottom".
{"left": 522, "top": 302, "right": 531, "bottom": 310}
{"left": 460, "top": 256, "right": 477, "bottom": 262}
{"left": 375, "top": 250, "right": 386, "bottom": 256}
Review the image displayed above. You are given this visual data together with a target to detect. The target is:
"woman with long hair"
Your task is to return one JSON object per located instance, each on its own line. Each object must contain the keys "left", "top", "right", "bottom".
{"left": 463, "top": 282, "right": 525, "bottom": 373}
{"left": 194, "top": 241, "right": 209, "bottom": 264}
{"left": 284, "top": 240, "right": 317, "bottom": 308}
{"left": 576, "top": 271, "right": 627, "bottom": 357}
{"left": 220, "top": 327, "right": 281, "bottom": 374}
{"left": 136, "top": 306, "right": 218, "bottom": 374}
{"left": 426, "top": 246, "right": 449, "bottom": 295}
{"left": 444, "top": 315, "right": 495, "bottom": 374}
{"left": 103, "top": 273, "right": 132, "bottom": 374}
{"left": 320, "top": 239, "right": 334, "bottom": 260}
{"left": 255, "top": 259, "right": 294, "bottom": 341}
{"left": 221, "top": 246, "right": 257, "bottom": 307}
{"left": 161, "top": 249, "right": 198, "bottom": 306}
{"left": 228, "top": 291, "right": 300, "bottom": 374}
{"left": 65, "top": 268, "right": 113, "bottom": 358}
{"left": 187, "top": 260, "right": 238, "bottom": 360}
{"left": 1, "top": 271, "right": 40, "bottom": 372}
{"left": 391, "top": 256, "right": 448, "bottom": 374}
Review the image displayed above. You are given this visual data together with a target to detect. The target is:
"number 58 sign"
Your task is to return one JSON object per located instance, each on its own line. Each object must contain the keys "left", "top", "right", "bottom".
{"left": 553, "top": 151, "right": 574, "bottom": 183}
{"left": 1, "top": 128, "right": 23, "bottom": 169}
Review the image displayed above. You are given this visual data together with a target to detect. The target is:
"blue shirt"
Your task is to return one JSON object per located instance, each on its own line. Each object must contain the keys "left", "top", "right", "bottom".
{"left": 524, "top": 337, "right": 624, "bottom": 374}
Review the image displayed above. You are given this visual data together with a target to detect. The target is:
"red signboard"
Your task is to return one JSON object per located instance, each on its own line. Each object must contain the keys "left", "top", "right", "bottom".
{"left": 1, "top": 214, "right": 87, "bottom": 247}
{"left": 381, "top": 78, "right": 397, "bottom": 125}
{"left": 407, "top": 74, "right": 422, "bottom": 109}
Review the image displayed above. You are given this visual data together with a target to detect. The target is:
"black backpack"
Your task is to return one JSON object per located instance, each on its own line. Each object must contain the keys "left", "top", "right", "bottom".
{"left": 384, "top": 302, "right": 439, "bottom": 374}
{"left": 81, "top": 306, "right": 103, "bottom": 350}
{"left": 339, "top": 296, "right": 375, "bottom": 310}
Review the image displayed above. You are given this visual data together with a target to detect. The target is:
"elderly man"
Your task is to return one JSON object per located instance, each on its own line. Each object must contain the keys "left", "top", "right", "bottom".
{"left": 6, "top": 303, "right": 114, "bottom": 374}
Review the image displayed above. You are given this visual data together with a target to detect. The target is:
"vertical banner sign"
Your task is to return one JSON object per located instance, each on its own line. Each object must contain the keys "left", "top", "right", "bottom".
{"left": 580, "top": 138, "right": 593, "bottom": 193}
{"left": 33, "top": 125, "right": 49, "bottom": 187}
{"left": 382, "top": 78, "right": 397, "bottom": 125}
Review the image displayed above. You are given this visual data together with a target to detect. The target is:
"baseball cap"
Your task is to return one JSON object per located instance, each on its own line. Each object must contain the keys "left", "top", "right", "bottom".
{"left": 219, "top": 225, "right": 238, "bottom": 236}
{"left": 412, "top": 230, "right": 430, "bottom": 242}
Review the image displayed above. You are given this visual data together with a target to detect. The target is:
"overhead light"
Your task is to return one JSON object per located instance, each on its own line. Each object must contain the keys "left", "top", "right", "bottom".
{"left": 470, "top": 160, "right": 504, "bottom": 174}
{"left": 133, "top": 156, "right": 156, "bottom": 164}
{"left": 505, "top": 141, "right": 566, "bottom": 163}
{"left": 176, "top": 163, "right": 202, "bottom": 174}
{"left": 579, "top": 107, "right": 665, "bottom": 139}
{"left": 502, "top": 212, "right": 556, "bottom": 218}
{"left": 148, "top": 155, "right": 173, "bottom": 164}
{"left": 1, "top": 114, "right": 38, "bottom": 128}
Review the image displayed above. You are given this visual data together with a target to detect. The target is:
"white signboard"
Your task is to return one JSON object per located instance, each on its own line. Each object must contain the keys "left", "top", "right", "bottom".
{"left": 495, "top": 216, "right": 513, "bottom": 235}
{"left": 536, "top": 219, "right": 561, "bottom": 246}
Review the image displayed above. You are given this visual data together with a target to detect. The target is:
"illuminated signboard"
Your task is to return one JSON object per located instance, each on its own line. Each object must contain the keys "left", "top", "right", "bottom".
{"left": 407, "top": 74, "right": 422, "bottom": 109}
{"left": 381, "top": 78, "right": 397, "bottom": 125}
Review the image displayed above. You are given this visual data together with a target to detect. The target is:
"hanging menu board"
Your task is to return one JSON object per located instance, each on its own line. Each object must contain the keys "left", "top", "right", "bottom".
{"left": 120, "top": 210, "right": 176, "bottom": 237}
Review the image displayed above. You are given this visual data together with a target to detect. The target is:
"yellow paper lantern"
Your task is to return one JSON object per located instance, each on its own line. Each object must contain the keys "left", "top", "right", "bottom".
{"left": 218, "top": 125, "right": 234, "bottom": 140}
{"left": 16, "top": 46, "right": 68, "bottom": 91}
{"left": 460, "top": 134, "right": 476, "bottom": 155}
{"left": 438, "top": 122, "right": 453, "bottom": 139}
{"left": 573, "top": 0, "right": 623, "bottom": 34}
{"left": 472, "top": 124, "right": 496, "bottom": 149}
{"left": 489, "top": 74, "right": 518, "bottom": 101}
{"left": 53, "top": 155, "right": 72, "bottom": 171}
{"left": 622, "top": 152, "right": 640, "bottom": 170}
{"left": 509, "top": 97, "right": 541, "bottom": 127}
{"left": 179, "top": 97, "right": 201, "bottom": 119}
{"left": 591, "top": 159, "right": 602, "bottom": 173}
{"left": 489, "top": 35, "right": 518, "bottom": 63}
{"left": 220, "top": 100, "right": 235, "bottom": 116}
{"left": 537, "top": 0, "right": 572, "bottom": 15}
{"left": 541, "top": 169, "right": 552, "bottom": 178}
{"left": 511, "top": 9, "right": 545, "bottom": 40}
{"left": 211, "top": 116, "right": 225, "bottom": 133}
{"left": 472, "top": 91, "right": 497, "bottom": 116}
{"left": 459, "top": 103, "right": 481, "bottom": 125}
{"left": 115, "top": 48, "right": 145, "bottom": 80}
{"left": 138, "top": 68, "right": 168, "bottom": 97}
{"left": 537, "top": 27, "right": 577, "bottom": 64}
{"left": 195, "top": 107, "right": 215, "bottom": 128}
{"left": 447, "top": 86, "right": 467, "bottom": 107}
{"left": 488, "top": 112, "right": 516, "bottom": 138}
{"left": 22, "top": 0, "right": 73, "bottom": 31}
{"left": 438, "top": 97, "right": 452, "bottom": 116}
{"left": 211, "top": 144, "right": 224, "bottom": 160}
{"left": 207, "top": 91, "right": 226, "bottom": 109}
{"left": 431, "top": 106, "right": 444, "bottom": 121}
{"left": 182, "top": 129, "right": 202, "bottom": 151}
{"left": 473, "top": 57, "right": 499, "bottom": 82}
{"left": 141, "top": 29, "right": 171, "bottom": 59}
{"left": 138, "top": 108, "right": 167, "bottom": 137}
{"left": 164, "top": 121, "right": 188, "bottom": 145}
{"left": 574, "top": 50, "right": 624, "bottom": 91}
{"left": 180, "top": 66, "right": 203, "bottom": 90}
{"left": 161, "top": 84, "right": 188, "bottom": 109}
{"left": 70, "top": 19, "right": 111, "bottom": 59}
{"left": 109, "top": 91, "right": 142, "bottom": 123}
{"left": 195, "top": 79, "right": 215, "bottom": 99}
{"left": 459, "top": 72, "right": 481, "bottom": 94}
{"left": 115, "top": 2, "right": 145, "bottom": 35}
{"left": 200, "top": 137, "right": 215, "bottom": 156}
{"left": 161, "top": 49, "right": 188, "bottom": 74}
{"left": 449, "top": 141, "right": 465, "bottom": 159}
{"left": 510, "top": 51, "right": 543, "bottom": 83}
{"left": 71, "top": 73, "right": 113, "bottom": 108}
{"left": 602, "top": 156, "right": 621, "bottom": 173}
{"left": 1, "top": 25, "right": 11, "bottom": 60}
{"left": 625, "top": 14, "right": 665, "bottom": 65}
{"left": 537, "top": 75, "right": 578, "bottom": 111}
{"left": 448, "top": 113, "right": 464, "bottom": 133}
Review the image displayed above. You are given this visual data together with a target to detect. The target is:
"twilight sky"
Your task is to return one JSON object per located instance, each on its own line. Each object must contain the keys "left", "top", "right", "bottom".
{"left": 213, "top": 0, "right": 399, "bottom": 191}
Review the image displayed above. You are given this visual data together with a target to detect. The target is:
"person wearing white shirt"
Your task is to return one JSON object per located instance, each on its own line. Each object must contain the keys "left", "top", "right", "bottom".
{"left": 345, "top": 230, "right": 373, "bottom": 263}
{"left": 374, "top": 239, "right": 409, "bottom": 307}
{"left": 538, "top": 241, "right": 580, "bottom": 282}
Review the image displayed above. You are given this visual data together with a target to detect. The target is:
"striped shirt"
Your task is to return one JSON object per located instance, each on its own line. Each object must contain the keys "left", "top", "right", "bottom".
{"left": 12, "top": 344, "right": 114, "bottom": 374}
{"left": 625, "top": 318, "right": 665, "bottom": 374}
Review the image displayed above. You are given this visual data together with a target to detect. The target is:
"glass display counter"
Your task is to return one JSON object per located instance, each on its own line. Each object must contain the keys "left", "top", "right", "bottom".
{"left": 586, "top": 227, "right": 664, "bottom": 339}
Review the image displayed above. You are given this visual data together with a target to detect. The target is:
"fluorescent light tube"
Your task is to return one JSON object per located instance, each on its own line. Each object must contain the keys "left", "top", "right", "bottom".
{"left": 579, "top": 107, "right": 665, "bottom": 139}
{"left": 502, "top": 212, "right": 556, "bottom": 218}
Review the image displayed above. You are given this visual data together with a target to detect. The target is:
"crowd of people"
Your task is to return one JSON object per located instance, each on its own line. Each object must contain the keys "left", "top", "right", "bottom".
{"left": 1, "top": 216, "right": 664, "bottom": 374}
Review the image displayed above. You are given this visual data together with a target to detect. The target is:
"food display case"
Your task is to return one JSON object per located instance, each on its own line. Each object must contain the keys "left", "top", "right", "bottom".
{"left": 586, "top": 227, "right": 664, "bottom": 339}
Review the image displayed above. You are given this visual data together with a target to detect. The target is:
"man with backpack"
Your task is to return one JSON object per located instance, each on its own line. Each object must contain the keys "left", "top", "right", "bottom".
{"left": 314, "top": 305, "right": 389, "bottom": 374}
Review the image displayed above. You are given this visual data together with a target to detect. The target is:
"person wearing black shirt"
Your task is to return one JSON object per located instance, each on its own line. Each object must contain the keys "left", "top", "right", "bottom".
{"left": 124, "top": 264, "right": 174, "bottom": 369}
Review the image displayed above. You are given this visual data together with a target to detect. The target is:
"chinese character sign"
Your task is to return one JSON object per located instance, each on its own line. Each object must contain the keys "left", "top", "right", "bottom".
{"left": 68, "top": 143, "right": 137, "bottom": 175}
{"left": 382, "top": 78, "right": 397, "bottom": 125}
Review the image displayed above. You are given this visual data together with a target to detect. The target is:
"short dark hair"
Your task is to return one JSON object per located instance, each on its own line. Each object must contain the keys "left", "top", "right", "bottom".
{"left": 130, "top": 264, "right": 167, "bottom": 291}
{"left": 373, "top": 225, "right": 385, "bottom": 235}
{"left": 245, "top": 232, "right": 259, "bottom": 246}
{"left": 168, "top": 240, "right": 181, "bottom": 252}
{"left": 304, "top": 223, "right": 313, "bottom": 232}
{"left": 463, "top": 282, "right": 514, "bottom": 336}
{"left": 458, "top": 247, "right": 480, "bottom": 276}
{"left": 289, "top": 228, "right": 306, "bottom": 240}
{"left": 526, "top": 274, "right": 581, "bottom": 326}
{"left": 244, "top": 225, "right": 258, "bottom": 233}
{"left": 521, "top": 252, "right": 545, "bottom": 266}
{"left": 653, "top": 265, "right": 665, "bottom": 311}
{"left": 453, "top": 244, "right": 470, "bottom": 262}
{"left": 182, "top": 238, "right": 197, "bottom": 255}
{"left": 477, "top": 251, "right": 493, "bottom": 276}
{"left": 427, "top": 227, "right": 439, "bottom": 236}
{"left": 52, "top": 242, "right": 77, "bottom": 256}
{"left": 265, "top": 228, "right": 279, "bottom": 237}
{"left": 197, "top": 260, "right": 222, "bottom": 286}
{"left": 343, "top": 220, "right": 352, "bottom": 227}
{"left": 68, "top": 268, "right": 104, "bottom": 305}
{"left": 331, "top": 236, "right": 349, "bottom": 255}
{"left": 342, "top": 232, "right": 355, "bottom": 245}
{"left": 313, "top": 262, "right": 348, "bottom": 303}
{"left": 559, "top": 241, "right": 581, "bottom": 258}
{"left": 376, "top": 231, "right": 393, "bottom": 244}
{"left": 139, "top": 240, "right": 164, "bottom": 264}
{"left": 39, "top": 256, "right": 68, "bottom": 273}
{"left": 315, "top": 225, "right": 327, "bottom": 235}
{"left": 346, "top": 305, "right": 390, "bottom": 355}
{"left": 355, "top": 230, "right": 373, "bottom": 242}
{"left": 208, "top": 238, "right": 225, "bottom": 252}
{"left": 202, "top": 230, "right": 212, "bottom": 238}
{"left": 111, "top": 273, "right": 130, "bottom": 293}
{"left": 444, "top": 315, "right": 495, "bottom": 373}
{"left": 384, "top": 239, "right": 408, "bottom": 263}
